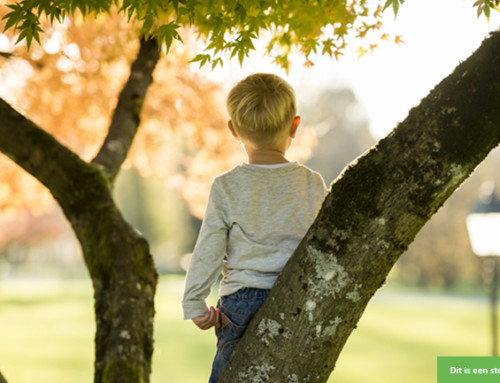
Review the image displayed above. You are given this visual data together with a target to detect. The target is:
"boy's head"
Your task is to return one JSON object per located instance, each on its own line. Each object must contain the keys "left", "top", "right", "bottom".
{"left": 226, "top": 73, "right": 297, "bottom": 147}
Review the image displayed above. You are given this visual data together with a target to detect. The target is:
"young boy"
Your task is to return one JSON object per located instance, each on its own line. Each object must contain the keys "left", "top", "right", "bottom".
{"left": 182, "top": 73, "right": 328, "bottom": 382}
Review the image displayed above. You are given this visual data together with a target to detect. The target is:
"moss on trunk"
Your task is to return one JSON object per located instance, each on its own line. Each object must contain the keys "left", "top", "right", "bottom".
{"left": 0, "top": 36, "right": 161, "bottom": 383}
{"left": 64, "top": 184, "right": 158, "bottom": 383}
{"left": 219, "top": 31, "right": 500, "bottom": 383}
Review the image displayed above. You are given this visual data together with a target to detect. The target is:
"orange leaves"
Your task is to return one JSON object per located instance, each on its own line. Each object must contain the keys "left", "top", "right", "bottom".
{"left": 354, "top": 43, "right": 379, "bottom": 59}
{"left": 321, "top": 38, "right": 345, "bottom": 61}
{"left": 369, "top": 43, "right": 378, "bottom": 53}
{"left": 0, "top": 11, "right": 233, "bottom": 219}
{"left": 0, "top": 158, "right": 54, "bottom": 219}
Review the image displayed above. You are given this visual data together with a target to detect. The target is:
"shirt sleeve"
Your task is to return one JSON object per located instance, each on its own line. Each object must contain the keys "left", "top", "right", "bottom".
{"left": 182, "top": 181, "right": 229, "bottom": 320}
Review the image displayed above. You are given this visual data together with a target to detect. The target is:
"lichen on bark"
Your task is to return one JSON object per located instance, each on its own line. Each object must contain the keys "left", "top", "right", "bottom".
{"left": 219, "top": 31, "right": 500, "bottom": 383}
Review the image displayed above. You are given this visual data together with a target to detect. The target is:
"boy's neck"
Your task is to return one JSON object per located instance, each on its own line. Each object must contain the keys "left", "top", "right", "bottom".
{"left": 246, "top": 148, "right": 289, "bottom": 165}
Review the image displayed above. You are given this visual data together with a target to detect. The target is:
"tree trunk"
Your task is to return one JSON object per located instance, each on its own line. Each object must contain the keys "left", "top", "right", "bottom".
{"left": 220, "top": 31, "right": 500, "bottom": 382}
{"left": 70, "top": 179, "right": 158, "bottom": 383}
{"left": 0, "top": 37, "right": 160, "bottom": 383}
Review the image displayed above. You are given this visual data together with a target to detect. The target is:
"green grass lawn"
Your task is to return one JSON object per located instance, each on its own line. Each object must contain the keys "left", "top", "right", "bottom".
{"left": 0, "top": 275, "right": 492, "bottom": 382}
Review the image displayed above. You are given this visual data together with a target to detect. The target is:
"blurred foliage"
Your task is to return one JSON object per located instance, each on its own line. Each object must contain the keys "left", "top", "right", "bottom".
{"left": 383, "top": 0, "right": 499, "bottom": 18}
{"left": 0, "top": 1, "right": 498, "bottom": 286}
{"left": 0, "top": 8, "right": 319, "bottom": 275}
{"left": 3, "top": 0, "right": 497, "bottom": 71}
{"left": 0, "top": 6, "right": 320, "bottom": 219}
{"left": 2, "top": 83, "right": 497, "bottom": 287}
{"left": 0, "top": 8, "right": 233, "bottom": 219}
{"left": 2, "top": 0, "right": 405, "bottom": 70}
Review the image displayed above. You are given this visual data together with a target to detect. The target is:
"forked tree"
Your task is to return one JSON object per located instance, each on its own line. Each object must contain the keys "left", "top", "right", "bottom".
{"left": 0, "top": 1, "right": 499, "bottom": 382}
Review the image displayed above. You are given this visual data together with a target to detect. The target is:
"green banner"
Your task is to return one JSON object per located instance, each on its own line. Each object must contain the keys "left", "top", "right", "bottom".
{"left": 438, "top": 357, "right": 500, "bottom": 382}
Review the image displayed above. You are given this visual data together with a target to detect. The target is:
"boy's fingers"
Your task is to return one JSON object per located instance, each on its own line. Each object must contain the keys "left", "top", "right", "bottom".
{"left": 193, "top": 307, "right": 219, "bottom": 330}
{"left": 214, "top": 308, "right": 221, "bottom": 329}
{"left": 207, "top": 306, "right": 217, "bottom": 326}
{"left": 192, "top": 311, "right": 211, "bottom": 329}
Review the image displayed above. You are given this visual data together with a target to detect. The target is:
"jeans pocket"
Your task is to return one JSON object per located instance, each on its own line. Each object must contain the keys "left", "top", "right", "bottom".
{"left": 217, "top": 322, "right": 246, "bottom": 361}
{"left": 214, "top": 289, "right": 270, "bottom": 362}
{"left": 215, "top": 301, "right": 248, "bottom": 362}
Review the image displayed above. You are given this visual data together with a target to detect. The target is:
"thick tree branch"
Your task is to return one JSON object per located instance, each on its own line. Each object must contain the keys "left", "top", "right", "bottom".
{"left": 221, "top": 31, "right": 500, "bottom": 382}
{"left": 0, "top": 37, "right": 160, "bottom": 383}
{"left": 0, "top": 98, "right": 157, "bottom": 383}
{"left": 0, "top": 98, "right": 104, "bottom": 212}
{"left": 92, "top": 37, "right": 160, "bottom": 182}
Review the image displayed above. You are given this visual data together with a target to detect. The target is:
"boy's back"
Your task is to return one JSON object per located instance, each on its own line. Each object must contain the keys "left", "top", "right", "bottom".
{"left": 181, "top": 73, "right": 328, "bottom": 383}
{"left": 182, "top": 162, "right": 326, "bottom": 319}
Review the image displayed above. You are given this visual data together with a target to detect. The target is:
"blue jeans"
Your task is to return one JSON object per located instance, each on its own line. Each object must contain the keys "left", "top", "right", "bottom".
{"left": 208, "top": 288, "right": 270, "bottom": 383}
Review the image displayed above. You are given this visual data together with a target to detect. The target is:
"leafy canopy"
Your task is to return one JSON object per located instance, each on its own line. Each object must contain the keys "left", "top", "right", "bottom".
{"left": 384, "top": 0, "right": 499, "bottom": 18}
{"left": 3, "top": 0, "right": 499, "bottom": 69}
{"left": 0, "top": 0, "right": 392, "bottom": 69}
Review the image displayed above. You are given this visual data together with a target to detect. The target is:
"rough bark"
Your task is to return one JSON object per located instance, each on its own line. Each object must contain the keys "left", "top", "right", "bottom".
{"left": 92, "top": 37, "right": 160, "bottom": 182}
{"left": 220, "top": 31, "right": 500, "bottom": 382}
{"left": 0, "top": 37, "right": 160, "bottom": 383}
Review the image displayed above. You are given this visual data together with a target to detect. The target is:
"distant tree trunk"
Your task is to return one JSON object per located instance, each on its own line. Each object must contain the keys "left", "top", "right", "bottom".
{"left": 220, "top": 31, "right": 500, "bottom": 382}
{"left": 0, "top": 37, "right": 160, "bottom": 383}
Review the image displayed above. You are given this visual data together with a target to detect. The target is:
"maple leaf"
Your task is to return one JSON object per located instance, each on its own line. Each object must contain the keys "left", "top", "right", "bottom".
{"left": 321, "top": 38, "right": 335, "bottom": 57}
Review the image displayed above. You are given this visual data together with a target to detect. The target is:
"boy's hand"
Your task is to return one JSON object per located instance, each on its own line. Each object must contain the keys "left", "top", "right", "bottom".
{"left": 192, "top": 306, "right": 221, "bottom": 330}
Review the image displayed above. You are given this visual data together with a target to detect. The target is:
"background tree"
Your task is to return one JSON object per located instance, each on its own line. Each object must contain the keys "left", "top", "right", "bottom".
{"left": 0, "top": 1, "right": 499, "bottom": 382}
{"left": 395, "top": 158, "right": 500, "bottom": 289}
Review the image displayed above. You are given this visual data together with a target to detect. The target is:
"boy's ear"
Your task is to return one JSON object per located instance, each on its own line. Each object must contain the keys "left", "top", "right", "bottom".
{"left": 290, "top": 116, "right": 300, "bottom": 138}
{"left": 228, "top": 120, "right": 240, "bottom": 141}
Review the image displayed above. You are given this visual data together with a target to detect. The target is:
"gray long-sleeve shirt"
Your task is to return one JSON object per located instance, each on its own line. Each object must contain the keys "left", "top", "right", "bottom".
{"left": 182, "top": 162, "right": 328, "bottom": 319}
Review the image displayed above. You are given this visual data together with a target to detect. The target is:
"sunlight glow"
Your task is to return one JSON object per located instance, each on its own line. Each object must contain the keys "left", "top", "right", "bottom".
{"left": 43, "top": 31, "right": 62, "bottom": 54}
{"left": 201, "top": 0, "right": 500, "bottom": 139}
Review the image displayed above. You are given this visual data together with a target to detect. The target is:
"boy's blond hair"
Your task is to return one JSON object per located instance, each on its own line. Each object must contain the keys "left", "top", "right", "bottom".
{"left": 226, "top": 73, "right": 297, "bottom": 147}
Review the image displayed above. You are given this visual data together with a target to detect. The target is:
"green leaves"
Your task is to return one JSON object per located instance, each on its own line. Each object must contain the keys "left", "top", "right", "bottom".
{"left": 8, "top": 0, "right": 496, "bottom": 71}
{"left": 3, "top": 2, "right": 44, "bottom": 50}
{"left": 383, "top": 0, "right": 405, "bottom": 16}
{"left": 473, "top": 0, "right": 500, "bottom": 19}
{"left": 0, "top": 0, "right": 394, "bottom": 68}
{"left": 383, "top": 0, "right": 499, "bottom": 19}
{"left": 155, "top": 22, "right": 183, "bottom": 52}
{"left": 189, "top": 53, "right": 211, "bottom": 68}
{"left": 2, "top": 0, "right": 113, "bottom": 49}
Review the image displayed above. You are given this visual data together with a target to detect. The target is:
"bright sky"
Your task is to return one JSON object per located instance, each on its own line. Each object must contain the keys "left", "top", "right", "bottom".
{"left": 204, "top": 0, "right": 500, "bottom": 139}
